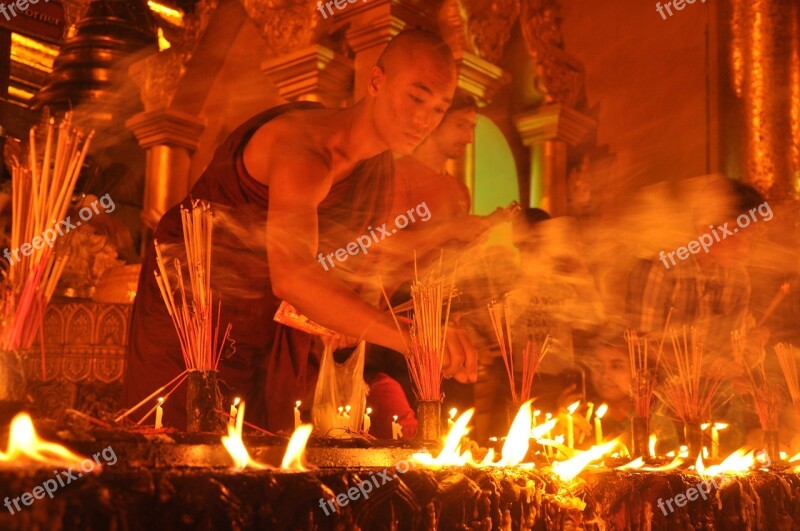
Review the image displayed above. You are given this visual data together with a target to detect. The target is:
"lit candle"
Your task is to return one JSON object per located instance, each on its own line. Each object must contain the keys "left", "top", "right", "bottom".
{"left": 545, "top": 413, "right": 554, "bottom": 456}
{"left": 155, "top": 397, "right": 164, "bottom": 430}
{"left": 584, "top": 402, "right": 595, "bottom": 422}
{"left": 337, "top": 406, "right": 344, "bottom": 429}
{"left": 533, "top": 410, "right": 540, "bottom": 428}
{"left": 343, "top": 405, "right": 351, "bottom": 428}
{"left": 363, "top": 407, "right": 372, "bottom": 434}
{"left": 649, "top": 433, "right": 657, "bottom": 457}
{"left": 594, "top": 404, "right": 608, "bottom": 446}
{"left": 391, "top": 415, "right": 402, "bottom": 440}
{"left": 566, "top": 401, "right": 580, "bottom": 449}
{"left": 448, "top": 408, "right": 458, "bottom": 429}
{"left": 230, "top": 397, "right": 241, "bottom": 428}
{"left": 294, "top": 401, "right": 301, "bottom": 429}
{"left": 711, "top": 422, "right": 728, "bottom": 461}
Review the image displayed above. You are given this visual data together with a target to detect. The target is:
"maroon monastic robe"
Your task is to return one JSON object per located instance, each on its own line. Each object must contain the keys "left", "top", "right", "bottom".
{"left": 122, "top": 102, "right": 393, "bottom": 431}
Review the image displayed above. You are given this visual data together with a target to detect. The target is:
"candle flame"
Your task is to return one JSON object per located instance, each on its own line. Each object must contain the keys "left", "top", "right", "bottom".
{"left": 0, "top": 413, "right": 93, "bottom": 469}
{"left": 595, "top": 404, "right": 608, "bottom": 419}
{"left": 552, "top": 440, "right": 617, "bottom": 482}
{"left": 567, "top": 401, "right": 580, "bottom": 415}
{"left": 280, "top": 425, "right": 313, "bottom": 471}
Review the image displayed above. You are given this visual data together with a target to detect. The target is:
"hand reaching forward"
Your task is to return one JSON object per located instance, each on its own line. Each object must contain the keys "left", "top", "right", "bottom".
{"left": 442, "top": 326, "right": 478, "bottom": 383}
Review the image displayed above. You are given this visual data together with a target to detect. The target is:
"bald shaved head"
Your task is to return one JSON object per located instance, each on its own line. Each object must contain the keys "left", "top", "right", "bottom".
{"left": 376, "top": 29, "right": 457, "bottom": 75}
{"left": 367, "top": 29, "right": 458, "bottom": 155}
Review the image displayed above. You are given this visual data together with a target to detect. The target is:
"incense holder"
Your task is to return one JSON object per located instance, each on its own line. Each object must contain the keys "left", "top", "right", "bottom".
{"left": 684, "top": 422, "right": 703, "bottom": 460}
{"left": 417, "top": 400, "right": 442, "bottom": 442}
{"left": 764, "top": 430, "right": 780, "bottom": 462}
{"left": 0, "top": 349, "right": 26, "bottom": 407}
{"left": 631, "top": 416, "right": 650, "bottom": 458}
{"left": 186, "top": 370, "right": 224, "bottom": 434}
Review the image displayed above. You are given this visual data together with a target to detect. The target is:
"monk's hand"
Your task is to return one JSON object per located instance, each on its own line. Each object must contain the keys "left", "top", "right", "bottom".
{"left": 324, "top": 332, "right": 359, "bottom": 351}
{"left": 442, "top": 326, "right": 478, "bottom": 383}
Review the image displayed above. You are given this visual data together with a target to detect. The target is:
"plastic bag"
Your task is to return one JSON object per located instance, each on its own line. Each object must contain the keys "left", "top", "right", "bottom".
{"left": 312, "top": 339, "right": 368, "bottom": 437}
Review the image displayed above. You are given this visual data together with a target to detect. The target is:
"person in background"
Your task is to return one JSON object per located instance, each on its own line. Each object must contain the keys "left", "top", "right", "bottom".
{"left": 626, "top": 178, "right": 769, "bottom": 450}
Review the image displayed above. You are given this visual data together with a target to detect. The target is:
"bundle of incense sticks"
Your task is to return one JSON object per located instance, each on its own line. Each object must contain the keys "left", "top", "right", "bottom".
{"left": 487, "top": 296, "right": 550, "bottom": 405}
{"left": 775, "top": 343, "right": 800, "bottom": 406}
{"left": 732, "top": 332, "right": 782, "bottom": 431}
{"left": 625, "top": 330, "right": 657, "bottom": 418}
{"left": 382, "top": 255, "right": 456, "bottom": 401}
{"left": 657, "top": 326, "right": 729, "bottom": 424}
{"left": 1, "top": 113, "right": 94, "bottom": 352}
{"left": 154, "top": 200, "right": 232, "bottom": 370}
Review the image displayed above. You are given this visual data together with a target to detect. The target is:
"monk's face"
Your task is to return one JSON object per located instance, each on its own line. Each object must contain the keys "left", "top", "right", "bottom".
{"left": 431, "top": 108, "right": 477, "bottom": 159}
{"left": 369, "top": 55, "right": 456, "bottom": 155}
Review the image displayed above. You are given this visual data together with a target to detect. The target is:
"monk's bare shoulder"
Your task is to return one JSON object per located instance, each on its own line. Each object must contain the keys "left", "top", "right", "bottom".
{"left": 242, "top": 108, "right": 339, "bottom": 188}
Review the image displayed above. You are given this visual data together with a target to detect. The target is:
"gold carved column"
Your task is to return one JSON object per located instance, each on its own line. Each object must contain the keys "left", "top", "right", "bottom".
{"left": 125, "top": 107, "right": 206, "bottom": 230}
{"left": 514, "top": 0, "right": 595, "bottom": 215}
{"left": 125, "top": 1, "right": 217, "bottom": 237}
{"left": 514, "top": 104, "right": 594, "bottom": 215}
{"left": 243, "top": 0, "right": 353, "bottom": 107}
{"left": 437, "top": 0, "right": 515, "bottom": 205}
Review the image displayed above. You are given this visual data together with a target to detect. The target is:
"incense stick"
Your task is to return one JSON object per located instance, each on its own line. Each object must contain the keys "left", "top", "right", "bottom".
{"left": 775, "top": 343, "right": 800, "bottom": 405}
{"left": 656, "top": 326, "right": 730, "bottom": 424}
{"left": 487, "top": 296, "right": 550, "bottom": 406}
{"left": 625, "top": 329, "right": 657, "bottom": 418}
{"left": 2, "top": 115, "right": 94, "bottom": 352}
{"left": 154, "top": 200, "right": 232, "bottom": 371}
{"left": 382, "top": 254, "right": 456, "bottom": 401}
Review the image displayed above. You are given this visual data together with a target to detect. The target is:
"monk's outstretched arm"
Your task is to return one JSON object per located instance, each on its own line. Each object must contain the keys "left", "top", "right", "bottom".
{"left": 264, "top": 150, "right": 406, "bottom": 352}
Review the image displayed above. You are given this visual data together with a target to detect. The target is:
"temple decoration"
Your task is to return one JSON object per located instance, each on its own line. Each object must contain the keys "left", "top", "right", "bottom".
{"left": 519, "top": 0, "right": 586, "bottom": 109}
{"left": 241, "top": 0, "right": 327, "bottom": 57}
{"left": 33, "top": 0, "right": 158, "bottom": 128}
{"left": 514, "top": 103, "right": 595, "bottom": 214}
{"left": 721, "top": 0, "right": 800, "bottom": 199}
{"left": 125, "top": 0, "right": 217, "bottom": 227}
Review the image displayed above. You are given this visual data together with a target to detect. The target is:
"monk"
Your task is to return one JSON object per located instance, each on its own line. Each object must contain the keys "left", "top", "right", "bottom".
{"left": 122, "top": 30, "right": 478, "bottom": 431}
{"left": 391, "top": 92, "right": 477, "bottom": 221}
{"left": 363, "top": 94, "right": 487, "bottom": 438}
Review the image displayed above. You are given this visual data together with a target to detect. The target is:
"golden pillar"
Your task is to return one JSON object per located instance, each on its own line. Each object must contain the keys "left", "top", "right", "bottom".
{"left": 125, "top": 108, "right": 206, "bottom": 232}
{"left": 514, "top": 104, "right": 595, "bottom": 215}
{"left": 719, "top": 0, "right": 800, "bottom": 198}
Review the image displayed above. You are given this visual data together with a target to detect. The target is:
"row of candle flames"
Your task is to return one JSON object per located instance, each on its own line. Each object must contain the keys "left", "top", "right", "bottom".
{"left": 2, "top": 396, "right": 791, "bottom": 491}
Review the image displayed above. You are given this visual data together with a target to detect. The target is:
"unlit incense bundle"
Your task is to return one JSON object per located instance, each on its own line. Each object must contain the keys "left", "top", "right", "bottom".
{"left": 154, "top": 200, "right": 232, "bottom": 371}
{"left": 487, "top": 296, "right": 550, "bottom": 406}
{"left": 382, "top": 254, "right": 456, "bottom": 401}
{"left": 1, "top": 113, "right": 94, "bottom": 352}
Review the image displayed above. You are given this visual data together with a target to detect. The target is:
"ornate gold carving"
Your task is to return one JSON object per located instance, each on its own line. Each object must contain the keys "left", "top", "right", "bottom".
{"left": 465, "top": 0, "right": 519, "bottom": 63}
{"left": 520, "top": 0, "right": 585, "bottom": 108}
{"left": 129, "top": 0, "right": 219, "bottom": 111}
{"left": 439, "top": 0, "right": 519, "bottom": 64}
{"left": 241, "top": 0, "right": 326, "bottom": 56}
{"left": 22, "top": 299, "right": 130, "bottom": 384}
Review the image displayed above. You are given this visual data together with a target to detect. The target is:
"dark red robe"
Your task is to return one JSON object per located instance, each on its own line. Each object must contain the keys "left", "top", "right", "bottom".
{"left": 122, "top": 102, "right": 393, "bottom": 431}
